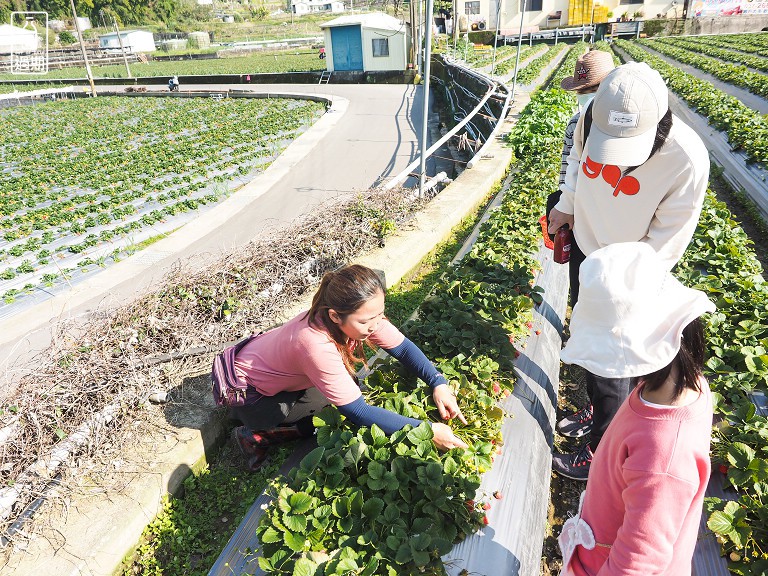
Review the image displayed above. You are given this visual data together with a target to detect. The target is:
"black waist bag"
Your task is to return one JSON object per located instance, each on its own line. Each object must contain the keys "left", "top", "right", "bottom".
{"left": 211, "top": 333, "right": 261, "bottom": 407}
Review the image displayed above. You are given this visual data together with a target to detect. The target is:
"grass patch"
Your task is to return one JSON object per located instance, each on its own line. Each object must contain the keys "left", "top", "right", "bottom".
{"left": 121, "top": 442, "right": 294, "bottom": 576}
{"left": 385, "top": 184, "right": 505, "bottom": 327}
{"left": 128, "top": 229, "right": 180, "bottom": 253}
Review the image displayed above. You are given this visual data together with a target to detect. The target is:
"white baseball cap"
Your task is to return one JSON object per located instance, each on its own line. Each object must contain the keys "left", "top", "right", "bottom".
{"left": 587, "top": 62, "right": 669, "bottom": 167}
{"left": 561, "top": 242, "right": 715, "bottom": 378}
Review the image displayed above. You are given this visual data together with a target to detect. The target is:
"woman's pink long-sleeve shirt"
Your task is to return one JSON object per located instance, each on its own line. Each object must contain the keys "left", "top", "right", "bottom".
{"left": 233, "top": 311, "right": 404, "bottom": 406}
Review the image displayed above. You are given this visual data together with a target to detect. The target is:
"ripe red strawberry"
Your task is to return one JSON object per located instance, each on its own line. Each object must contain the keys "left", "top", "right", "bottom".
{"left": 482, "top": 502, "right": 491, "bottom": 511}
{"left": 482, "top": 515, "right": 490, "bottom": 525}
{"left": 535, "top": 330, "right": 541, "bottom": 335}
{"left": 718, "top": 464, "right": 729, "bottom": 475}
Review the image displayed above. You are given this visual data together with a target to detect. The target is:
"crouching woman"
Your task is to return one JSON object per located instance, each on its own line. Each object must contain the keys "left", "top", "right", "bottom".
{"left": 224, "top": 264, "right": 467, "bottom": 470}
{"left": 558, "top": 242, "right": 715, "bottom": 576}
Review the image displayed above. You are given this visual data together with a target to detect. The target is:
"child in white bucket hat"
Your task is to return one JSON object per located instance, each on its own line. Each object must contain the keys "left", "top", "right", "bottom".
{"left": 548, "top": 63, "right": 710, "bottom": 478}
{"left": 556, "top": 242, "right": 714, "bottom": 576}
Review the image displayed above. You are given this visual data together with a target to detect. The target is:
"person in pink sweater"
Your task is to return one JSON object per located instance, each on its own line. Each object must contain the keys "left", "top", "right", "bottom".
{"left": 557, "top": 242, "right": 715, "bottom": 575}
{"left": 224, "top": 264, "right": 468, "bottom": 470}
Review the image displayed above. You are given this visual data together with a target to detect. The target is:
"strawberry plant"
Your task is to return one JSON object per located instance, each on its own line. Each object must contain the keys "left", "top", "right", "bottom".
{"left": 673, "top": 189, "right": 768, "bottom": 573}
{"left": 515, "top": 44, "right": 570, "bottom": 85}
{"left": 491, "top": 44, "right": 548, "bottom": 76}
{"left": 0, "top": 95, "right": 324, "bottom": 305}
{"left": 615, "top": 40, "right": 768, "bottom": 164}
{"left": 0, "top": 50, "right": 324, "bottom": 83}
{"left": 704, "top": 33, "right": 768, "bottom": 58}
{"left": 639, "top": 38, "right": 768, "bottom": 98}
{"left": 257, "top": 414, "right": 486, "bottom": 576}
{"left": 655, "top": 37, "right": 768, "bottom": 73}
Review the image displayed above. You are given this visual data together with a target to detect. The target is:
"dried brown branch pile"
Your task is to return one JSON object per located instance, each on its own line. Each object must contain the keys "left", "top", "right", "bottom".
{"left": 0, "top": 186, "right": 420, "bottom": 538}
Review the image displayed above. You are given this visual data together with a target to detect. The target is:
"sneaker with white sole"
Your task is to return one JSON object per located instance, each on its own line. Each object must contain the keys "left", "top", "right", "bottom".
{"left": 552, "top": 442, "right": 593, "bottom": 481}
{"left": 556, "top": 404, "right": 593, "bottom": 438}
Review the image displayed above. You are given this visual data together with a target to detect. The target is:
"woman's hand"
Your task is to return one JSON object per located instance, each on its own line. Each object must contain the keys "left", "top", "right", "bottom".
{"left": 548, "top": 208, "right": 574, "bottom": 235}
{"left": 431, "top": 422, "right": 468, "bottom": 451}
{"left": 433, "top": 384, "right": 468, "bottom": 425}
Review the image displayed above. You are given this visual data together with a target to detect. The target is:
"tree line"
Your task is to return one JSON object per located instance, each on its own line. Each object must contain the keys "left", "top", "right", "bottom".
{"left": 0, "top": 0, "right": 207, "bottom": 27}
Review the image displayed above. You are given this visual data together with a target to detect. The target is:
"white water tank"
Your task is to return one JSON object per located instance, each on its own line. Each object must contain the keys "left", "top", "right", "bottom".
{"left": 188, "top": 31, "right": 210, "bottom": 48}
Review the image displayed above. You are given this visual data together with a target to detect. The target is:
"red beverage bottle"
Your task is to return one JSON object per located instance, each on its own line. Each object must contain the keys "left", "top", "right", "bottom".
{"left": 553, "top": 227, "right": 572, "bottom": 264}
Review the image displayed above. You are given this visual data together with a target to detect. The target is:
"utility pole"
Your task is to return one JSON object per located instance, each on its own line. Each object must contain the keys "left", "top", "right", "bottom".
{"left": 108, "top": 11, "right": 132, "bottom": 78}
{"left": 510, "top": 0, "right": 527, "bottom": 102}
{"left": 452, "top": 0, "right": 458, "bottom": 51}
{"left": 416, "top": 0, "right": 423, "bottom": 76}
{"left": 70, "top": 0, "right": 96, "bottom": 97}
{"left": 417, "top": 0, "right": 434, "bottom": 199}
{"left": 490, "top": 0, "right": 503, "bottom": 75}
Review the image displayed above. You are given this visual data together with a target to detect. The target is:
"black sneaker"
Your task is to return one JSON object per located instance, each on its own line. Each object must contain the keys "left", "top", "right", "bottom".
{"left": 552, "top": 442, "right": 593, "bottom": 481}
{"left": 556, "top": 404, "right": 593, "bottom": 438}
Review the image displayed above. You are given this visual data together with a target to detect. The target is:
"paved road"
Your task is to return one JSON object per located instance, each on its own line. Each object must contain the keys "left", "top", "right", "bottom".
{"left": 0, "top": 83, "right": 427, "bottom": 379}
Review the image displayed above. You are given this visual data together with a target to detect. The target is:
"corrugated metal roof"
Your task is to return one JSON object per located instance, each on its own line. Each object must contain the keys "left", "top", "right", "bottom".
{"left": 319, "top": 12, "right": 406, "bottom": 32}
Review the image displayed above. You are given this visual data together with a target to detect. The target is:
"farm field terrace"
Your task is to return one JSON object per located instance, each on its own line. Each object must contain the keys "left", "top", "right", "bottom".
{"left": 0, "top": 95, "right": 325, "bottom": 308}
{"left": 0, "top": 50, "right": 325, "bottom": 84}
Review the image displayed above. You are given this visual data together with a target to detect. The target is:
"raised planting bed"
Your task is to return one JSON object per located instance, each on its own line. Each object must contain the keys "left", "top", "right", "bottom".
{"left": 0, "top": 51, "right": 325, "bottom": 83}
{"left": 638, "top": 38, "right": 768, "bottom": 99}
{"left": 0, "top": 94, "right": 325, "bottom": 309}
{"left": 700, "top": 32, "right": 768, "bottom": 58}
{"left": 675, "top": 191, "right": 768, "bottom": 576}
{"left": 615, "top": 40, "right": 768, "bottom": 165}
{"left": 515, "top": 44, "right": 569, "bottom": 86}
{"left": 654, "top": 36, "right": 768, "bottom": 73}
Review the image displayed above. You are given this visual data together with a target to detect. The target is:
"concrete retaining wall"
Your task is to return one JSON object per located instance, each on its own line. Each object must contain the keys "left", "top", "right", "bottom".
{"left": 684, "top": 14, "right": 768, "bottom": 35}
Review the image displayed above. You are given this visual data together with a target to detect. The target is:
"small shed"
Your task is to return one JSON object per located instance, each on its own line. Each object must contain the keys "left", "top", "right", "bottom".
{"left": 320, "top": 12, "right": 409, "bottom": 72}
{"left": 0, "top": 24, "right": 40, "bottom": 55}
{"left": 98, "top": 30, "right": 156, "bottom": 53}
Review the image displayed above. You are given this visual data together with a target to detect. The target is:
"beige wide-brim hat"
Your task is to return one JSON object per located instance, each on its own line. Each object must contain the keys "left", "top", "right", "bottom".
{"left": 587, "top": 62, "right": 669, "bottom": 166}
{"left": 561, "top": 242, "right": 715, "bottom": 378}
{"left": 560, "top": 50, "right": 615, "bottom": 92}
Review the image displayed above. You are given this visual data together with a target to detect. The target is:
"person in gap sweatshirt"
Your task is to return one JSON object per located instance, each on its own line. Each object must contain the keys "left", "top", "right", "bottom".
{"left": 547, "top": 62, "right": 709, "bottom": 480}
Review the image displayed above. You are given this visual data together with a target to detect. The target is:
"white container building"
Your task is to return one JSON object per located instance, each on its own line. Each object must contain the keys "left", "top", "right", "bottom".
{"left": 320, "top": 12, "right": 409, "bottom": 72}
{"left": 98, "top": 30, "right": 156, "bottom": 53}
